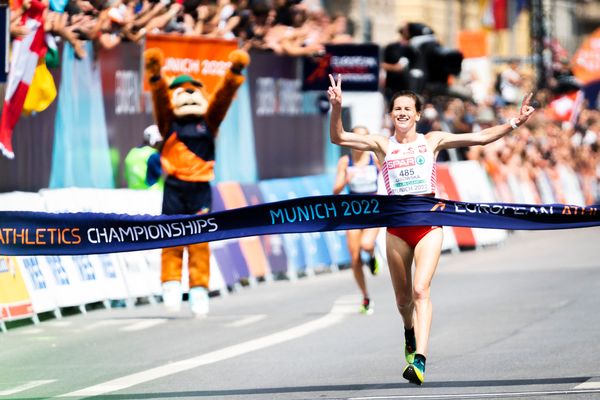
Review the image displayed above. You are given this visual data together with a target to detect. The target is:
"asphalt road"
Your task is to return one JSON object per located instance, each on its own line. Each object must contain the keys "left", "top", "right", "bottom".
{"left": 2, "top": 227, "right": 600, "bottom": 400}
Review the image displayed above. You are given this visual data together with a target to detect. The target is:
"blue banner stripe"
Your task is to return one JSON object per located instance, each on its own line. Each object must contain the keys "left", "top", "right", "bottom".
{"left": 1, "top": 195, "right": 599, "bottom": 256}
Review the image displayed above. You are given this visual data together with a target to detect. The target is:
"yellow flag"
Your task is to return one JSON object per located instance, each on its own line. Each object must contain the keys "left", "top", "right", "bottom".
{"left": 23, "top": 60, "right": 57, "bottom": 115}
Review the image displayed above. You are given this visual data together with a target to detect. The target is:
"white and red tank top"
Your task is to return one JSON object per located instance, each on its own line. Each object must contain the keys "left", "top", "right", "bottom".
{"left": 347, "top": 153, "right": 379, "bottom": 194}
{"left": 382, "top": 134, "right": 437, "bottom": 195}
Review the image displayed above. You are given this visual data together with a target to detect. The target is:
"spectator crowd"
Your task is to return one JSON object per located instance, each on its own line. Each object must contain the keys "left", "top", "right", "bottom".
{"left": 10, "top": 0, "right": 353, "bottom": 57}
{"left": 8, "top": 0, "right": 600, "bottom": 204}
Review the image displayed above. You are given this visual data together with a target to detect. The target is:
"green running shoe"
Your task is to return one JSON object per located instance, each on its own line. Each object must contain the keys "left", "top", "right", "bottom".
{"left": 368, "top": 256, "right": 379, "bottom": 275}
{"left": 402, "top": 362, "right": 424, "bottom": 385}
{"left": 359, "top": 298, "right": 374, "bottom": 315}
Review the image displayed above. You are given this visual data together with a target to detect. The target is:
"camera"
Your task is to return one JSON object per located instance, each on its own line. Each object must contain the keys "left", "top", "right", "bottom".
{"left": 405, "top": 22, "right": 463, "bottom": 93}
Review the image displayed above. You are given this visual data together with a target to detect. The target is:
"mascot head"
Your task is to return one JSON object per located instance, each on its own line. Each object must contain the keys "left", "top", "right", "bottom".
{"left": 169, "top": 74, "right": 210, "bottom": 117}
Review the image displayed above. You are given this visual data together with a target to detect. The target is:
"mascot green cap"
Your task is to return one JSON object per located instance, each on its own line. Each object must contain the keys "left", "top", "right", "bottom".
{"left": 169, "top": 74, "right": 203, "bottom": 89}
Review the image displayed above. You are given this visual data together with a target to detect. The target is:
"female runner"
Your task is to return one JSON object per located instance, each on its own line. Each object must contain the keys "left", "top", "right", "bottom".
{"left": 328, "top": 73, "right": 535, "bottom": 385}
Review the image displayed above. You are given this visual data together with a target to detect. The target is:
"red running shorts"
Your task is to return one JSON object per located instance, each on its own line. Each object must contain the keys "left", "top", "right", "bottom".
{"left": 387, "top": 226, "right": 442, "bottom": 248}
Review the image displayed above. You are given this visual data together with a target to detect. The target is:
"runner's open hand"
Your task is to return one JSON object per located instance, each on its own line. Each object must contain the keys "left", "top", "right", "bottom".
{"left": 328, "top": 74, "right": 342, "bottom": 108}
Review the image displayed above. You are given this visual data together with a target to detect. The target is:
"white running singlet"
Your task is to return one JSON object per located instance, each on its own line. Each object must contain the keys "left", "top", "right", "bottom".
{"left": 382, "top": 134, "right": 437, "bottom": 195}
{"left": 347, "top": 154, "right": 379, "bottom": 194}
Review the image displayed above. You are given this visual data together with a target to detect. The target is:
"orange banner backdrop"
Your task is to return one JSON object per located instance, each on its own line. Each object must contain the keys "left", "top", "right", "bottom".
{"left": 572, "top": 27, "right": 600, "bottom": 85}
{"left": 144, "top": 35, "right": 239, "bottom": 93}
{"left": 457, "top": 30, "right": 488, "bottom": 59}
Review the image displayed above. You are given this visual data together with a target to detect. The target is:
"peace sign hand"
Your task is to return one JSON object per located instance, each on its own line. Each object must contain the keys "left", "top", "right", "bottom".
{"left": 517, "top": 92, "right": 536, "bottom": 124}
{"left": 328, "top": 74, "right": 342, "bottom": 108}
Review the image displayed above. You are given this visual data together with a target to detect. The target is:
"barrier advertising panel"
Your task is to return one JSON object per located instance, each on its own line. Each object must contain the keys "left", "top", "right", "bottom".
{"left": 17, "top": 256, "right": 59, "bottom": 315}
{"left": 217, "top": 182, "right": 270, "bottom": 279}
{"left": 247, "top": 50, "right": 325, "bottom": 179}
{"left": 302, "top": 44, "right": 380, "bottom": 92}
{"left": 0, "top": 256, "right": 33, "bottom": 324}
{"left": 448, "top": 161, "right": 508, "bottom": 247}
{"left": 240, "top": 183, "right": 288, "bottom": 276}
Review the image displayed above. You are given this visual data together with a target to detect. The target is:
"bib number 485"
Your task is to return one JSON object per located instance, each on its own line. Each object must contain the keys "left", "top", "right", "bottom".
{"left": 396, "top": 168, "right": 414, "bottom": 177}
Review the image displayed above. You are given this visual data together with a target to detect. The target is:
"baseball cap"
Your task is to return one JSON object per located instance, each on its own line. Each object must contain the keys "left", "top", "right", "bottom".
{"left": 168, "top": 74, "right": 203, "bottom": 89}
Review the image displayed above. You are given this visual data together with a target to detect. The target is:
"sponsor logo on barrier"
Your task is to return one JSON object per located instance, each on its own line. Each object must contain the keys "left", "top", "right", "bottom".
{"left": 305, "top": 54, "right": 332, "bottom": 84}
{"left": 46, "top": 256, "right": 71, "bottom": 286}
{"left": 73, "top": 256, "right": 96, "bottom": 281}
{"left": 46, "top": 256, "right": 70, "bottom": 286}
{"left": 22, "top": 257, "right": 47, "bottom": 290}
{"left": 328, "top": 56, "right": 378, "bottom": 83}
{"left": 99, "top": 254, "right": 117, "bottom": 279}
{"left": 330, "top": 55, "right": 377, "bottom": 69}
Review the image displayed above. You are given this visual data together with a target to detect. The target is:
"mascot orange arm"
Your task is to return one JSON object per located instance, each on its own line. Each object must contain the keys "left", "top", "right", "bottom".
{"left": 205, "top": 49, "right": 250, "bottom": 135}
{"left": 144, "top": 48, "right": 174, "bottom": 139}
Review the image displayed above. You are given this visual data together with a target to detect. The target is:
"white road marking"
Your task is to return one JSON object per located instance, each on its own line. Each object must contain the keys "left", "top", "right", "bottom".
{"left": 45, "top": 321, "right": 72, "bottom": 327}
{"left": 20, "top": 328, "right": 44, "bottom": 334}
{"left": 20, "top": 319, "right": 166, "bottom": 334}
{"left": 82, "top": 319, "right": 167, "bottom": 332}
{"left": 57, "top": 297, "right": 355, "bottom": 398}
{"left": 226, "top": 314, "right": 266, "bottom": 327}
{"left": 80, "top": 320, "right": 124, "bottom": 331}
{"left": 120, "top": 319, "right": 167, "bottom": 332}
{"left": 575, "top": 378, "right": 600, "bottom": 389}
{"left": 0, "top": 380, "right": 56, "bottom": 396}
{"left": 349, "top": 388, "right": 600, "bottom": 399}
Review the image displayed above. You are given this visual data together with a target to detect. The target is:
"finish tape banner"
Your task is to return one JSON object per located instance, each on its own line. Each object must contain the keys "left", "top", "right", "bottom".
{"left": 1, "top": 195, "right": 599, "bottom": 256}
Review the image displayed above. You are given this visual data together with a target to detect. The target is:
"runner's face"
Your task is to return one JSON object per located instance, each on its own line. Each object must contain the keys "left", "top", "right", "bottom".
{"left": 391, "top": 96, "right": 420, "bottom": 132}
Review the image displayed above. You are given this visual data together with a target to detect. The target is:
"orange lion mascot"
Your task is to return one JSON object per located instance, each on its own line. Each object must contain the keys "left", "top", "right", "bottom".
{"left": 144, "top": 47, "right": 250, "bottom": 316}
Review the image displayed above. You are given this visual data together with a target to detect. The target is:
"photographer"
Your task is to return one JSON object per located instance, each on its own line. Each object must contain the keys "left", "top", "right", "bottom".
{"left": 387, "top": 22, "right": 463, "bottom": 100}
{"left": 382, "top": 23, "right": 417, "bottom": 105}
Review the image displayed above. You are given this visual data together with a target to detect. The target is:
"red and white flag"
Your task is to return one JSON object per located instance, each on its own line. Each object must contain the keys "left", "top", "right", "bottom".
{"left": 546, "top": 90, "right": 584, "bottom": 123}
{"left": 0, "top": 0, "right": 47, "bottom": 159}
